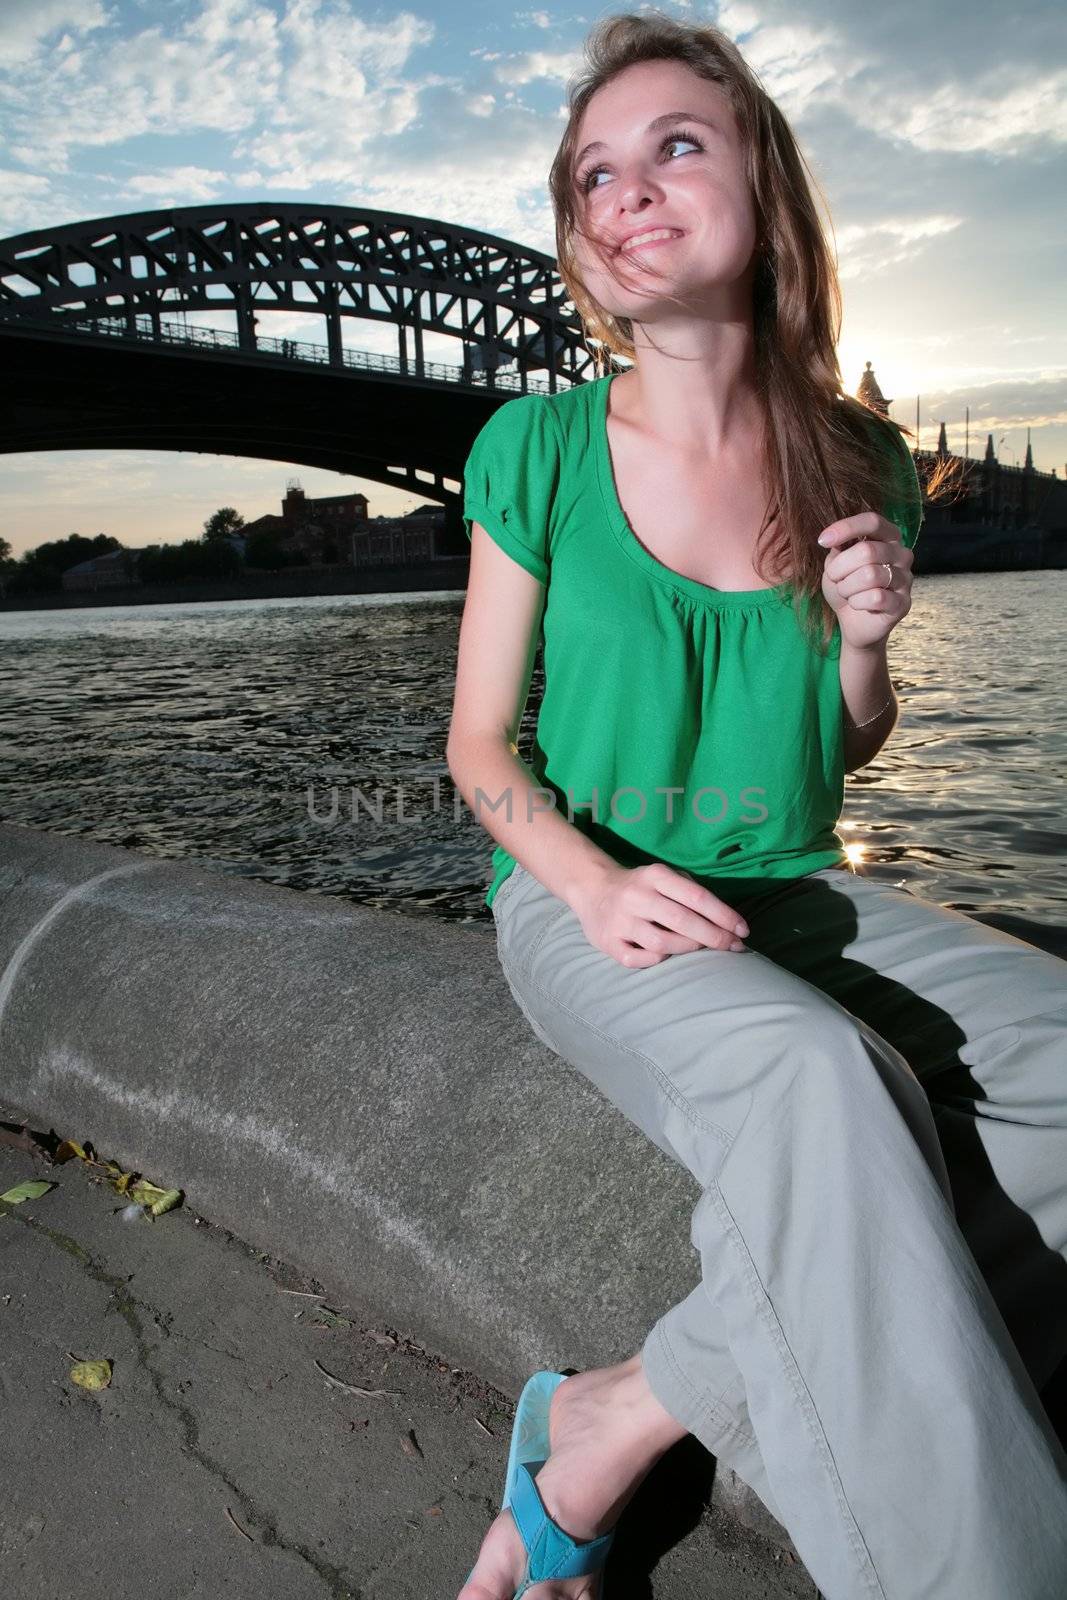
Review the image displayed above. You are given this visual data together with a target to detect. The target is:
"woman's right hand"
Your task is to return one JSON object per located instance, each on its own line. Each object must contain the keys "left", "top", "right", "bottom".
{"left": 572, "top": 861, "right": 752, "bottom": 968}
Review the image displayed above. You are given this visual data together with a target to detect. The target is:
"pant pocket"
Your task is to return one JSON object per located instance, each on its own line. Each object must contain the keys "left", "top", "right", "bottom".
{"left": 490, "top": 862, "right": 525, "bottom": 920}
{"left": 495, "top": 871, "right": 571, "bottom": 976}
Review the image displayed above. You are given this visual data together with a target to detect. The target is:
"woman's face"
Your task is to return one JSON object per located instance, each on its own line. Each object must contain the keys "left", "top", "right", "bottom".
{"left": 570, "top": 58, "right": 759, "bottom": 323}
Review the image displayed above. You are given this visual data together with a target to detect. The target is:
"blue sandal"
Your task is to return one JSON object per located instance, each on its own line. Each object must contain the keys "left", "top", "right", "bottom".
{"left": 464, "top": 1370, "right": 616, "bottom": 1597}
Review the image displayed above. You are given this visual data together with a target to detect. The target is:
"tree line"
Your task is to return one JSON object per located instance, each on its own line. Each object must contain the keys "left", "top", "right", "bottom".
{"left": 0, "top": 507, "right": 316, "bottom": 598}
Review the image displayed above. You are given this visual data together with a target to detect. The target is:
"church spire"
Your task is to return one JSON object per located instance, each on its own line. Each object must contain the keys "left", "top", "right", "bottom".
{"left": 856, "top": 360, "right": 891, "bottom": 416}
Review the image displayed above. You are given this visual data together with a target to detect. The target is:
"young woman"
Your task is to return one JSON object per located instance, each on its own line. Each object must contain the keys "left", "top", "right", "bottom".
{"left": 447, "top": 12, "right": 1067, "bottom": 1599}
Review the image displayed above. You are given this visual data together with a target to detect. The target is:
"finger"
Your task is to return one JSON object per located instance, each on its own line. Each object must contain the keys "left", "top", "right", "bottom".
{"left": 824, "top": 542, "right": 895, "bottom": 587}
{"left": 640, "top": 914, "right": 748, "bottom": 954}
{"left": 816, "top": 510, "right": 884, "bottom": 549}
{"left": 649, "top": 925, "right": 738, "bottom": 954}
{"left": 645, "top": 933, "right": 706, "bottom": 956}
{"left": 846, "top": 586, "right": 906, "bottom": 612}
{"left": 619, "top": 930, "right": 747, "bottom": 966}
{"left": 618, "top": 941, "right": 667, "bottom": 968}
{"left": 645, "top": 903, "right": 749, "bottom": 946}
{"left": 645, "top": 870, "right": 750, "bottom": 938}
{"left": 820, "top": 529, "right": 903, "bottom": 587}
{"left": 839, "top": 565, "right": 895, "bottom": 599}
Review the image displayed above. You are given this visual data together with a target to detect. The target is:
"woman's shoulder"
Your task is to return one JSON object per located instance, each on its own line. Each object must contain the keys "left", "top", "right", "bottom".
{"left": 544, "top": 373, "right": 604, "bottom": 425}
{"left": 470, "top": 378, "right": 601, "bottom": 462}
{"left": 461, "top": 396, "right": 557, "bottom": 506}
{"left": 468, "top": 388, "right": 559, "bottom": 456}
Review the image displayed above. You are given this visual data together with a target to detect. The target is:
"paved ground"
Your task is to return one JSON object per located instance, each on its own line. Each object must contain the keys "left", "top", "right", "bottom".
{"left": 0, "top": 1122, "right": 818, "bottom": 1600}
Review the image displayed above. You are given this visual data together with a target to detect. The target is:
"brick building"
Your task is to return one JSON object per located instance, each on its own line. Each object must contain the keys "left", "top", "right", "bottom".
{"left": 242, "top": 480, "right": 446, "bottom": 568}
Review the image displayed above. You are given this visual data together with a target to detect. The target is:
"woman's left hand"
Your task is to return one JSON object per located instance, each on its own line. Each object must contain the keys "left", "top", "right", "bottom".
{"left": 817, "top": 511, "right": 913, "bottom": 651}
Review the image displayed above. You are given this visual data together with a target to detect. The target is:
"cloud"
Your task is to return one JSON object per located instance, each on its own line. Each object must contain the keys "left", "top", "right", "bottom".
{"left": 489, "top": 47, "right": 581, "bottom": 88}
{"left": 921, "top": 375, "right": 1067, "bottom": 435}
{"left": 717, "top": 0, "right": 1067, "bottom": 156}
{"left": 0, "top": 0, "right": 284, "bottom": 178}
{"left": 834, "top": 214, "right": 966, "bottom": 280}
{"left": 888, "top": 70, "right": 1067, "bottom": 155}
{"left": 0, "top": 0, "right": 445, "bottom": 226}
{"left": 228, "top": 6, "right": 434, "bottom": 181}
{"left": 0, "top": 168, "right": 54, "bottom": 235}
{"left": 122, "top": 166, "right": 230, "bottom": 202}
{"left": 0, "top": 0, "right": 109, "bottom": 67}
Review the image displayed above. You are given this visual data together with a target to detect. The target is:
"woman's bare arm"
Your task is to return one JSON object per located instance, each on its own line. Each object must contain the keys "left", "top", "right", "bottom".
{"left": 446, "top": 520, "right": 619, "bottom": 913}
{"left": 449, "top": 523, "right": 752, "bottom": 964}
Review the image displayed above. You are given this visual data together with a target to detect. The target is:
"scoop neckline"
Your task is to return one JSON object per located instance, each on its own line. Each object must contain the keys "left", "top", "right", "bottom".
{"left": 593, "top": 370, "right": 792, "bottom": 609}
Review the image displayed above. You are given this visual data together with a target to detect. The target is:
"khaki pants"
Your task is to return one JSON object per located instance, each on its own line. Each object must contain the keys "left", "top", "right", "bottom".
{"left": 490, "top": 859, "right": 1067, "bottom": 1600}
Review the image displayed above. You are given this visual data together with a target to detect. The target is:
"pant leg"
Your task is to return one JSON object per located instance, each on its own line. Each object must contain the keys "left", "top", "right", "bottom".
{"left": 491, "top": 863, "right": 1067, "bottom": 1600}
{"left": 493, "top": 861, "right": 941, "bottom": 1537}
{"left": 756, "top": 864, "right": 1067, "bottom": 1397}
{"left": 656, "top": 861, "right": 1067, "bottom": 1463}
{"left": 491, "top": 865, "right": 778, "bottom": 1513}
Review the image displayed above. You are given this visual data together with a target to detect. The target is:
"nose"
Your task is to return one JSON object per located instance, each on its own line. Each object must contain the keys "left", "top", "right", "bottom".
{"left": 615, "top": 158, "right": 667, "bottom": 213}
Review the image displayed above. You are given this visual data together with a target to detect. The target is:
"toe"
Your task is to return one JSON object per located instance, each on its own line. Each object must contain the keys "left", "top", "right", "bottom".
{"left": 457, "top": 1507, "right": 526, "bottom": 1599}
{"left": 456, "top": 1568, "right": 509, "bottom": 1599}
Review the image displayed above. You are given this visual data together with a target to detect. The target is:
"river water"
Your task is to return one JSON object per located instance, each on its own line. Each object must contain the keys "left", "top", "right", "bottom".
{"left": 0, "top": 572, "right": 1063, "bottom": 949}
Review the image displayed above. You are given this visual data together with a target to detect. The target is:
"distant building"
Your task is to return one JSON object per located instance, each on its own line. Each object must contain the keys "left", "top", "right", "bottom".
{"left": 62, "top": 548, "right": 142, "bottom": 592}
{"left": 349, "top": 506, "right": 445, "bottom": 569}
{"left": 241, "top": 481, "right": 366, "bottom": 566}
{"left": 242, "top": 480, "right": 448, "bottom": 568}
{"left": 857, "top": 361, "right": 1067, "bottom": 559}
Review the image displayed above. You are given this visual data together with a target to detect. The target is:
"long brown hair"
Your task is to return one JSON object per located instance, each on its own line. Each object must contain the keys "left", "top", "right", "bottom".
{"left": 548, "top": 9, "right": 960, "bottom": 653}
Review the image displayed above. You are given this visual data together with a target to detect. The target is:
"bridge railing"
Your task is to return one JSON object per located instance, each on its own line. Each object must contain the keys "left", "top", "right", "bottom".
{"left": 0, "top": 309, "right": 564, "bottom": 393}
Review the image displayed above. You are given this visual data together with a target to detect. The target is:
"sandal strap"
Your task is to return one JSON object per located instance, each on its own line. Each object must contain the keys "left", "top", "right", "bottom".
{"left": 510, "top": 1458, "right": 616, "bottom": 1581}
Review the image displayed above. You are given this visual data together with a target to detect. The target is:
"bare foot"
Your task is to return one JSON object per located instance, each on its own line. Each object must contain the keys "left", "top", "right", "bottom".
{"left": 458, "top": 1355, "right": 688, "bottom": 1598}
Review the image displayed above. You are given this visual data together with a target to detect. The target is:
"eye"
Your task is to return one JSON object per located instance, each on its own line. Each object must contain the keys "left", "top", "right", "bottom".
{"left": 578, "top": 128, "right": 705, "bottom": 193}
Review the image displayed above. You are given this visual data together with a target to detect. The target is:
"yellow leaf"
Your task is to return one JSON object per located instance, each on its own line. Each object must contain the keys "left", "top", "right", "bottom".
{"left": 128, "top": 1178, "right": 166, "bottom": 1205}
{"left": 0, "top": 1180, "right": 55, "bottom": 1205}
{"left": 128, "top": 1179, "right": 182, "bottom": 1217}
{"left": 54, "top": 1140, "right": 87, "bottom": 1165}
{"left": 70, "top": 1359, "right": 112, "bottom": 1391}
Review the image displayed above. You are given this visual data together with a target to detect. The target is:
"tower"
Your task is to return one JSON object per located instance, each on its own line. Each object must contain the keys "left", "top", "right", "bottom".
{"left": 856, "top": 360, "right": 891, "bottom": 417}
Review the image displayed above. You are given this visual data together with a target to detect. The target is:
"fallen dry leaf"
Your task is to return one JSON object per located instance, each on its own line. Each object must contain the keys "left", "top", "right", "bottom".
{"left": 0, "top": 1180, "right": 55, "bottom": 1206}
{"left": 70, "top": 1358, "right": 112, "bottom": 1391}
{"left": 400, "top": 1429, "right": 424, "bottom": 1460}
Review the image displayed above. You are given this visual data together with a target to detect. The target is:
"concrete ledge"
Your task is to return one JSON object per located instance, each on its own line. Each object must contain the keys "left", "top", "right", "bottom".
{"left": 0, "top": 820, "right": 796, "bottom": 1556}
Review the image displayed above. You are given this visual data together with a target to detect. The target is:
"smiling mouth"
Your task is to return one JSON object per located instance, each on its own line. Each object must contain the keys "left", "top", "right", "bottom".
{"left": 620, "top": 228, "right": 685, "bottom": 253}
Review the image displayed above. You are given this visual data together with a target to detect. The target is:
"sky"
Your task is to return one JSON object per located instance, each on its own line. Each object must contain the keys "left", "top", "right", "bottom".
{"left": 0, "top": 0, "right": 1064, "bottom": 559}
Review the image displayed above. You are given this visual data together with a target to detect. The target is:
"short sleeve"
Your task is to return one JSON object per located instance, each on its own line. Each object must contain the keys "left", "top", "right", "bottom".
{"left": 879, "top": 425, "right": 924, "bottom": 550}
{"left": 462, "top": 394, "right": 560, "bottom": 585}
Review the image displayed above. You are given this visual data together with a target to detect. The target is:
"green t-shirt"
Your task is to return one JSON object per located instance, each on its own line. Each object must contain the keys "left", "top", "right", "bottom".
{"left": 462, "top": 373, "right": 922, "bottom": 910}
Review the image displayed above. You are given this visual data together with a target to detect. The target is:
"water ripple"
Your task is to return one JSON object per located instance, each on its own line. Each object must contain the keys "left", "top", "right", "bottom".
{"left": 1, "top": 575, "right": 1064, "bottom": 939}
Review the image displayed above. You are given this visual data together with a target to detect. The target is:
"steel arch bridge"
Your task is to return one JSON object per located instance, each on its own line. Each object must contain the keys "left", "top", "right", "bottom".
{"left": 0, "top": 202, "right": 604, "bottom": 529}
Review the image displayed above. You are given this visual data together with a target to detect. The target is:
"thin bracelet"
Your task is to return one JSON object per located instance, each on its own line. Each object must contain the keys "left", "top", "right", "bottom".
{"left": 844, "top": 692, "right": 896, "bottom": 730}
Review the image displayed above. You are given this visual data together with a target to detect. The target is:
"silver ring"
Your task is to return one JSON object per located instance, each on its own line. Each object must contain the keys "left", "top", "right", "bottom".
{"left": 881, "top": 561, "right": 893, "bottom": 585}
